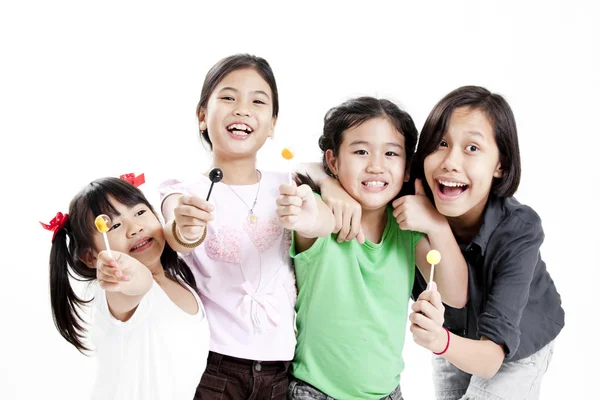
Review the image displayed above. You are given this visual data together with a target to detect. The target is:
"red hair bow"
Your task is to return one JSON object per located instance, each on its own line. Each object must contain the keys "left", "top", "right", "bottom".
{"left": 120, "top": 173, "right": 145, "bottom": 187}
{"left": 40, "top": 212, "right": 69, "bottom": 242}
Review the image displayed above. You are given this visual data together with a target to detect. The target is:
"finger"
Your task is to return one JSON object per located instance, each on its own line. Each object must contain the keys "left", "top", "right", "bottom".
{"left": 409, "top": 310, "right": 439, "bottom": 332}
{"left": 415, "top": 178, "right": 426, "bottom": 196}
{"left": 180, "top": 195, "right": 215, "bottom": 212}
{"left": 391, "top": 196, "right": 405, "bottom": 209}
{"left": 337, "top": 210, "right": 352, "bottom": 242}
{"left": 279, "top": 215, "right": 300, "bottom": 226}
{"left": 295, "top": 184, "right": 314, "bottom": 200}
{"left": 414, "top": 300, "right": 443, "bottom": 323}
{"left": 332, "top": 204, "right": 343, "bottom": 233}
{"left": 277, "top": 205, "right": 302, "bottom": 217}
{"left": 276, "top": 195, "right": 303, "bottom": 208}
{"left": 278, "top": 183, "right": 297, "bottom": 196}
{"left": 348, "top": 208, "right": 362, "bottom": 242}
{"left": 175, "top": 205, "right": 214, "bottom": 222}
{"left": 356, "top": 227, "right": 365, "bottom": 244}
{"left": 97, "top": 250, "right": 118, "bottom": 268}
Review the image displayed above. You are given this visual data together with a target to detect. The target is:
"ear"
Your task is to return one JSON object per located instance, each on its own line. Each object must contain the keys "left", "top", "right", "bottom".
{"left": 493, "top": 162, "right": 503, "bottom": 178}
{"left": 80, "top": 249, "right": 98, "bottom": 269}
{"left": 198, "top": 109, "right": 207, "bottom": 131}
{"left": 325, "top": 149, "right": 339, "bottom": 177}
{"left": 404, "top": 167, "right": 411, "bottom": 183}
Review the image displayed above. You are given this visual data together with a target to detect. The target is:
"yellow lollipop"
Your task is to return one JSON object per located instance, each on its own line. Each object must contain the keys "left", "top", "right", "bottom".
{"left": 426, "top": 249, "right": 441, "bottom": 290}
{"left": 95, "top": 214, "right": 112, "bottom": 257}
{"left": 281, "top": 147, "right": 295, "bottom": 184}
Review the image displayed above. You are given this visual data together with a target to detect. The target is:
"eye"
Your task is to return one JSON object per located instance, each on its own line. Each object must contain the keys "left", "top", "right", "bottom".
{"left": 220, "top": 96, "right": 234, "bottom": 101}
{"left": 108, "top": 222, "right": 121, "bottom": 232}
{"left": 439, "top": 139, "right": 448, "bottom": 147}
{"left": 466, "top": 145, "right": 479, "bottom": 152}
{"left": 354, "top": 150, "right": 368, "bottom": 155}
{"left": 385, "top": 151, "right": 399, "bottom": 157}
{"left": 253, "top": 99, "right": 266, "bottom": 105}
{"left": 135, "top": 209, "right": 147, "bottom": 217}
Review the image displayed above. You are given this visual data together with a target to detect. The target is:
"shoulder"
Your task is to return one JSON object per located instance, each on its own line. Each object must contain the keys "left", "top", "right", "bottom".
{"left": 497, "top": 196, "right": 543, "bottom": 233}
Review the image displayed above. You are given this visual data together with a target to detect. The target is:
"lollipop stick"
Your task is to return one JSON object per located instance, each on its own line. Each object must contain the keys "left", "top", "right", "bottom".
{"left": 428, "top": 264, "right": 435, "bottom": 290}
{"left": 288, "top": 161, "right": 293, "bottom": 185}
{"left": 102, "top": 232, "right": 112, "bottom": 258}
{"left": 206, "top": 183, "right": 215, "bottom": 201}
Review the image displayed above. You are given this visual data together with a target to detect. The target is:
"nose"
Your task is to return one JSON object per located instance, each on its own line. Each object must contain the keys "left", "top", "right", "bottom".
{"left": 441, "top": 147, "right": 461, "bottom": 172}
{"left": 127, "top": 222, "right": 143, "bottom": 238}
{"left": 234, "top": 102, "right": 251, "bottom": 117}
{"left": 366, "top": 153, "right": 385, "bottom": 174}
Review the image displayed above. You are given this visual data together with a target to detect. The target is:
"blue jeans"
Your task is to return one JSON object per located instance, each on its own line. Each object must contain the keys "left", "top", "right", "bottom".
{"left": 432, "top": 341, "right": 555, "bottom": 400}
{"left": 287, "top": 378, "right": 403, "bottom": 400}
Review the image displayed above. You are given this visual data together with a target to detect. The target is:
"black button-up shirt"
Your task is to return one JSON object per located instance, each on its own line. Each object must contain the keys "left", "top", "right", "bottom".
{"left": 413, "top": 195, "right": 565, "bottom": 361}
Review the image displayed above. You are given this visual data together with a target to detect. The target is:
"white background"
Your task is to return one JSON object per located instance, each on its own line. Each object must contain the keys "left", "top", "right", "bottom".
{"left": 1, "top": 1, "right": 598, "bottom": 398}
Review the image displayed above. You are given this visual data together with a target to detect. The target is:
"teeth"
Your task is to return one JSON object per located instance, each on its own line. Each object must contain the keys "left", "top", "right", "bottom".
{"left": 439, "top": 180, "right": 467, "bottom": 188}
{"left": 227, "top": 123, "right": 253, "bottom": 133}
{"left": 132, "top": 240, "right": 149, "bottom": 250}
{"left": 364, "top": 181, "right": 386, "bottom": 187}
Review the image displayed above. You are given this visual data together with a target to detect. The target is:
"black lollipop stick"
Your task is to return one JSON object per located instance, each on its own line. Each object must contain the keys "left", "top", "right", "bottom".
{"left": 206, "top": 168, "right": 223, "bottom": 201}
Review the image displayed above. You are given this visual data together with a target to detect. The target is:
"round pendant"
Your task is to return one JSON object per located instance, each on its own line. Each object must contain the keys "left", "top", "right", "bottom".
{"left": 248, "top": 214, "right": 257, "bottom": 223}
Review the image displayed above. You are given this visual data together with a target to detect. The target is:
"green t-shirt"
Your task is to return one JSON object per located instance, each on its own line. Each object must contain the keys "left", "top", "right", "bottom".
{"left": 290, "top": 206, "right": 423, "bottom": 400}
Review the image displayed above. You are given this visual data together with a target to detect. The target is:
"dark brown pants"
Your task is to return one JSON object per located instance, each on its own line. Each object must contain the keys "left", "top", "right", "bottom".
{"left": 194, "top": 351, "right": 291, "bottom": 400}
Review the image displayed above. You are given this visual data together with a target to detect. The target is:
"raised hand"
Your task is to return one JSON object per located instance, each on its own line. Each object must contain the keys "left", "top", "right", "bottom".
{"left": 409, "top": 281, "right": 448, "bottom": 353}
{"left": 96, "top": 250, "right": 153, "bottom": 296}
{"left": 174, "top": 194, "right": 215, "bottom": 241}
{"left": 392, "top": 179, "right": 445, "bottom": 234}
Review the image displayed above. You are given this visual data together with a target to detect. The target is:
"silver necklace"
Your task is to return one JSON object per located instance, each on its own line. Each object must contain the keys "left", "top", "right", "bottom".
{"left": 224, "top": 169, "right": 261, "bottom": 223}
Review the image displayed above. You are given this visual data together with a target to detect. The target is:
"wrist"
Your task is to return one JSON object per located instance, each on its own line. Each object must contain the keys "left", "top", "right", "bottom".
{"left": 433, "top": 328, "right": 450, "bottom": 355}
{"left": 172, "top": 220, "right": 206, "bottom": 248}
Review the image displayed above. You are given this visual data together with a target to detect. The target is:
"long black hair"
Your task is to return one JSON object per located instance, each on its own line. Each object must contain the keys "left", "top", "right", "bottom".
{"left": 48, "top": 177, "right": 197, "bottom": 353}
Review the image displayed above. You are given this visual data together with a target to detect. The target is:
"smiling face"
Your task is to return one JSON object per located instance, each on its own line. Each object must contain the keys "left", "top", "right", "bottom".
{"left": 91, "top": 197, "right": 165, "bottom": 272}
{"left": 199, "top": 68, "right": 276, "bottom": 160}
{"left": 326, "top": 117, "right": 409, "bottom": 212}
{"left": 424, "top": 107, "right": 503, "bottom": 221}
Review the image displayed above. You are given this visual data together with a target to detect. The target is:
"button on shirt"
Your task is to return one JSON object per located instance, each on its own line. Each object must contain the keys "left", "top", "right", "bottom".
{"left": 413, "top": 195, "right": 565, "bottom": 360}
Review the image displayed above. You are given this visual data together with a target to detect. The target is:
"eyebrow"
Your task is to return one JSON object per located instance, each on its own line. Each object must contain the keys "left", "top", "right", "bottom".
{"left": 465, "top": 130, "right": 485, "bottom": 139}
{"left": 218, "top": 87, "right": 271, "bottom": 99}
{"left": 348, "top": 140, "right": 404, "bottom": 149}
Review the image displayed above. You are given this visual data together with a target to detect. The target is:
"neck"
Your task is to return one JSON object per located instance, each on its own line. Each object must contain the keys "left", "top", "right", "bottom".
{"left": 211, "top": 153, "right": 259, "bottom": 185}
{"left": 446, "top": 198, "right": 488, "bottom": 244}
{"left": 360, "top": 206, "right": 388, "bottom": 243}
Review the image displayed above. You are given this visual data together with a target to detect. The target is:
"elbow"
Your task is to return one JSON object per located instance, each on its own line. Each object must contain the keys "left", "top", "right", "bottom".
{"left": 480, "top": 361, "right": 502, "bottom": 380}
{"left": 443, "top": 291, "right": 468, "bottom": 309}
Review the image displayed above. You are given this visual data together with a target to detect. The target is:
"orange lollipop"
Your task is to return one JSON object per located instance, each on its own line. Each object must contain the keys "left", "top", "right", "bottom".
{"left": 281, "top": 147, "right": 295, "bottom": 184}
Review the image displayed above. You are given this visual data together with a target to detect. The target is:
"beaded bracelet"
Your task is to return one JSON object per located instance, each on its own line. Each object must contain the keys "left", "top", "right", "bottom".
{"left": 172, "top": 220, "right": 206, "bottom": 248}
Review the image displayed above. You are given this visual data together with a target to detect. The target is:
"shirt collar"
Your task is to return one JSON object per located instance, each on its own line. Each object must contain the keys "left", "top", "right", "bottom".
{"left": 464, "top": 195, "right": 504, "bottom": 256}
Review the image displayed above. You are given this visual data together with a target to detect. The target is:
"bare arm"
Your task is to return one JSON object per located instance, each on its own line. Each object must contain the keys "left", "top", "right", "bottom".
{"left": 96, "top": 250, "right": 153, "bottom": 322}
{"left": 295, "top": 162, "right": 364, "bottom": 243}
{"left": 276, "top": 183, "right": 336, "bottom": 253}
{"left": 393, "top": 179, "right": 468, "bottom": 308}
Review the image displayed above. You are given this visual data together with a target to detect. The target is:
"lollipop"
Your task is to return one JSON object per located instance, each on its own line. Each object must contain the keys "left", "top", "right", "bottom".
{"left": 95, "top": 214, "right": 112, "bottom": 257}
{"left": 281, "top": 147, "right": 295, "bottom": 184}
{"left": 207, "top": 168, "right": 223, "bottom": 201}
{"left": 426, "top": 249, "right": 441, "bottom": 290}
